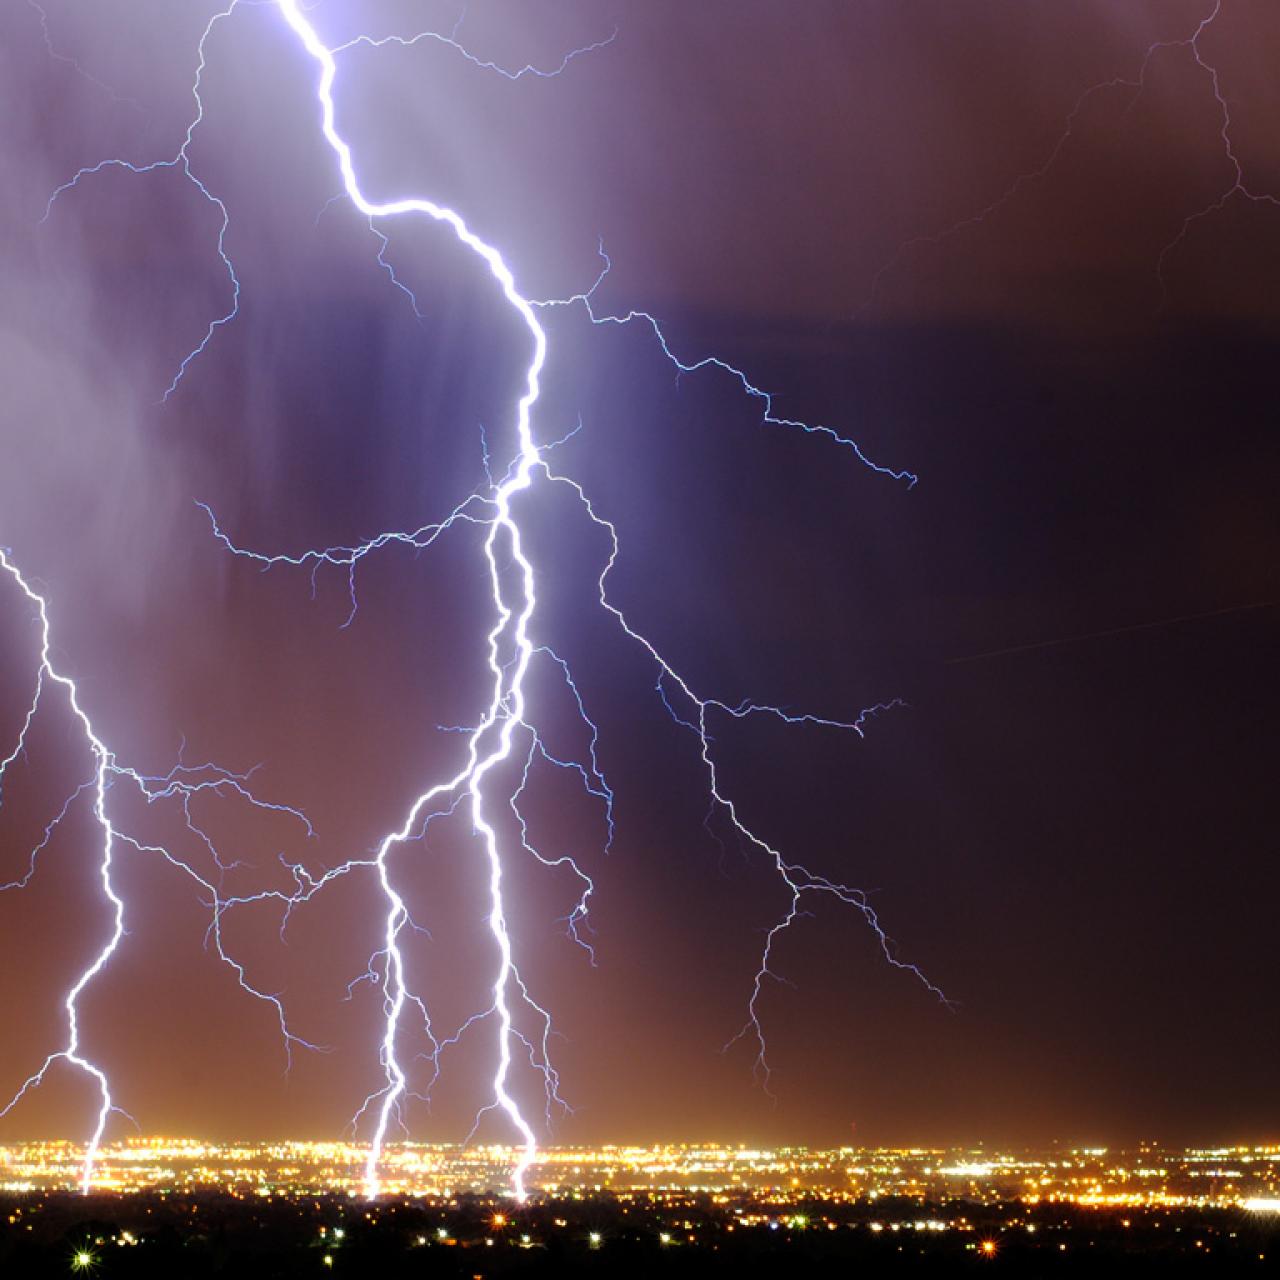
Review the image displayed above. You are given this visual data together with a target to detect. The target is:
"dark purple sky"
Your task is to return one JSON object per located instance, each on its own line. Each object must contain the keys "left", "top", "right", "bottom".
{"left": 0, "top": 0, "right": 1276, "bottom": 1151}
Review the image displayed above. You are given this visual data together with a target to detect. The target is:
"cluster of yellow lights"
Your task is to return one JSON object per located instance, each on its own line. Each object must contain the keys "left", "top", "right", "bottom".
{"left": 0, "top": 1139, "right": 1276, "bottom": 1206}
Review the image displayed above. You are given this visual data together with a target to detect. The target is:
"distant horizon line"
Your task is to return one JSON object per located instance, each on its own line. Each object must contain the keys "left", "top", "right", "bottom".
{"left": 4, "top": 1136, "right": 1278, "bottom": 1152}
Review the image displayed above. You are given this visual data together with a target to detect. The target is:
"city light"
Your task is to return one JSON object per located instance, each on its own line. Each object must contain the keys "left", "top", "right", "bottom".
{"left": 0, "top": 1139, "right": 1275, "bottom": 1206}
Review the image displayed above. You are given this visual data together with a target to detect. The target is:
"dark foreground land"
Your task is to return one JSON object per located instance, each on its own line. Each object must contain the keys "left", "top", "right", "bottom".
{"left": 2, "top": 1192, "right": 1278, "bottom": 1277}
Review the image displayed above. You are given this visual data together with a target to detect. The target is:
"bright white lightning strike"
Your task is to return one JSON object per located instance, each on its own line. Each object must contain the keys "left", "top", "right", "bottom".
{"left": 0, "top": 549, "right": 317, "bottom": 1191}
{"left": 0, "top": 550, "right": 125, "bottom": 1195}
{"left": 9, "top": 0, "right": 946, "bottom": 1200}
{"left": 272, "top": 0, "right": 559, "bottom": 1199}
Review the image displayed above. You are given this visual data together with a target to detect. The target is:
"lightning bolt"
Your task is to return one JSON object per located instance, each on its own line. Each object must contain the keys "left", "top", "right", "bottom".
{"left": 0, "top": 552, "right": 126, "bottom": 1194}
{"left": 0, "top": 549, "right": 319, "bottom": 1190}
{"left": 12, "top": 0, "right": 945, "bottom": 1200}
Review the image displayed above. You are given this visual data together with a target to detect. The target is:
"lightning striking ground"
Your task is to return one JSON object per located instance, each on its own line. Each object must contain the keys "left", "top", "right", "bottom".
{"left": 0, "top": 549, "right": 319, "bottom": 1190}
{"left": 0, "top": 552, "right": 125, "bottom": 1195}
{"left": 6, "top": 0, "right": 942, "bottom": 1200}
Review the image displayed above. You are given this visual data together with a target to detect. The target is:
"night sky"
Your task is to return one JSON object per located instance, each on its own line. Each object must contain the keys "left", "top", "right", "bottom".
{"left": 0, "top": 0, "right": 1276, "bottom": 1153}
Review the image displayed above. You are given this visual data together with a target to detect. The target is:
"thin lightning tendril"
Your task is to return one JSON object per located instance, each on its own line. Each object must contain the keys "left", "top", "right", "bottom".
{"left": 537, "top": 243, "right": 918, "bottom": 488}
{"left": 862, "top": 0, "right": 1278, "bottom": 313}
{"left": 41, "top": 2, "right": 241, "bottom": 403}
{"left": 26, "top": 0, "right": 142, "bottom": 109}
{"left": 329, "top": 19, "right": 619, "bottom": 80}
{"left": 535, "top": 467, "right": 950, "bottom": 1093}
{"left": 1155, "top": 0, "right": 1280, "bottom": 295}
